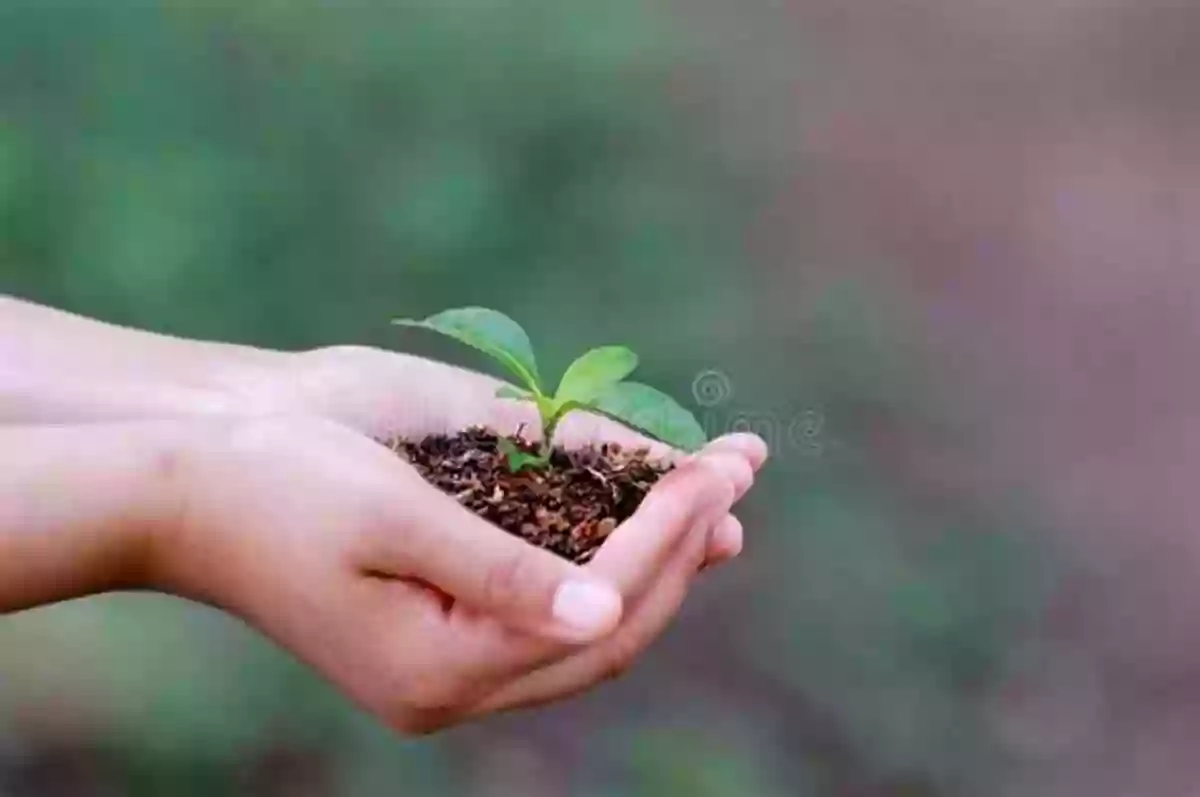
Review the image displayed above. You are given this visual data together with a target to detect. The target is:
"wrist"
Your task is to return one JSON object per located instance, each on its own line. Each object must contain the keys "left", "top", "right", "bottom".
{"left": 0, "top": 347, "right": 300, "bottom": 425}
{"left": 0, "top": 296, "right": 304, "bottom": 423}
{"left": 0, "top": 421, "right": 204, "bottom": 611}
{"left": 76, "top": 420, "right": 219, "bottom": 600}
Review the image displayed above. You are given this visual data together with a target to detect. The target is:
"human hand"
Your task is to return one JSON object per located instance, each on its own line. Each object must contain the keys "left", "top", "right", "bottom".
{"left": 151, "top": 411, "right": 762, "bottom": 733}
{"left": 0, "top": 298, "right": 768, "bottom": 730}
{"left": 230, "top": 343, "right": 764, "bottom": 570}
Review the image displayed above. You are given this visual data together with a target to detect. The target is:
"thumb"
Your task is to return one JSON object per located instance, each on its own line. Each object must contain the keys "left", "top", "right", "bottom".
{"left": 391, "top": 481, "right": 624, "bottom": 643}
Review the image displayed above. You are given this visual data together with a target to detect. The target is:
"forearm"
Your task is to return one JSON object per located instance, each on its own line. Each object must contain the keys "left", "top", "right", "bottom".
{"left": 0, "top": 422, "right": 189, "bottom": 611}
{"left": 0, "top": 295, "right": 294, "bottom": 422}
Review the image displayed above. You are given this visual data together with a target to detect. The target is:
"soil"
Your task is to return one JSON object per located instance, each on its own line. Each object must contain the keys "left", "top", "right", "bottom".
{"left": 387, "top": 426, "right": 671, "bottom": 563}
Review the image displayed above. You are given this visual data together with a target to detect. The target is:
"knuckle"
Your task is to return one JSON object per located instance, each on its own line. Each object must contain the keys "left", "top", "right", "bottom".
{"left": 352, "top": 492, "right": 412, "bottom": 565}
{"left": 600, "top": 654, "right": 633, "bottom": 683}
{"left": 480, "top": 549, "right": 532, "bottom": 609}
{"left": 599, "top": 637, "right": 641, "bottom": 683}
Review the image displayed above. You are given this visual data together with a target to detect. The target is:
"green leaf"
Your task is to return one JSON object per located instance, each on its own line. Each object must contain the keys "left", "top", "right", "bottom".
{"left": 495, "top": 384, "right": 531, "bottom": 400}
{"left": 393, "top": 307, "right": 541, "bottom": 392}
{"left": 553, "top": 345, "right": 638, "bottom": 405}
{"left": 498, "top": 438, "right": 547, "bottom": 472}
{"left": 590, "top": 381, "right": 708, "bottom": 451}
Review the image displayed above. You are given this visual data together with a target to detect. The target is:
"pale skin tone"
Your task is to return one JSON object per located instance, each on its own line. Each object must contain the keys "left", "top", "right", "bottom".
{"left": 0, "top": 296, "right": 767, "bottom": 733}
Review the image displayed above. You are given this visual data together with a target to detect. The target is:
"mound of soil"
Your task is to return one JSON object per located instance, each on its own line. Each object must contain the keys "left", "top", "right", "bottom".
{"left": 387, "top": 426, "right": 670, "bottom": 563}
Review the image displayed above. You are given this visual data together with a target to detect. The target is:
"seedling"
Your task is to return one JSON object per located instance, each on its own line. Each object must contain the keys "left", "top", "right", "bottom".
{"left": 393, "top": 306, "right": 707, "bottom": 471}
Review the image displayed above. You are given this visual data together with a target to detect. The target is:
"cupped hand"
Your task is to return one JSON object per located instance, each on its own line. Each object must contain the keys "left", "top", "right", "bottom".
{"left": 245, "top": 344, "right": 766, "bottom": 568}
{"left": 0, "top": 297, "right": 767, "bottom": 732}
{"left": 160, "top": 345, "right": 767, "bottom": 732}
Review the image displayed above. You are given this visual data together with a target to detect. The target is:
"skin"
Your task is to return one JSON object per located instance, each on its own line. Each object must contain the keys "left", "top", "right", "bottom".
{"left": 0, "top": 296, "right": 767, "bottom": 733}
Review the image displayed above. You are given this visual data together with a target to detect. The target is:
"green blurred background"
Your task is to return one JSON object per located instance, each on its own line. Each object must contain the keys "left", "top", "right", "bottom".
{"left": 0, "top": 1, "right": 1070, "bottom": 794}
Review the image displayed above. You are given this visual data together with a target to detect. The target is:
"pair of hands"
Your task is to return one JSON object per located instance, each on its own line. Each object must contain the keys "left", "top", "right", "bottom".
{"left": 136, "top": 345, "right": 765, "bottom": 734}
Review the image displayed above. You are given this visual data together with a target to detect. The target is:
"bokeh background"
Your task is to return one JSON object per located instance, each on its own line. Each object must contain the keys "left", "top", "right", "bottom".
{"left": 3, "top": 0, "right": 1199, "bottom": 794}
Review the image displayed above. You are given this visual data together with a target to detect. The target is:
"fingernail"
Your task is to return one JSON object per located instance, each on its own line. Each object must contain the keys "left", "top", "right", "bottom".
{"left": 711, "top": 434, "right": 770, "bottom": 471}
{"left": 699, "top": 453, "right": 753, "bottom": 500}
{"left": 552, "top": 580, "right": 621, "bottom": 636}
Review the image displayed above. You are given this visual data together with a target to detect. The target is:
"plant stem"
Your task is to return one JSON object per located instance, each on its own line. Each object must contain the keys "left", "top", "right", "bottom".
{"left": 539, "top": 410, "right": 563, "bottom": 462}
{"left": 535, "top": 430, "right": 553, "bottom": 463}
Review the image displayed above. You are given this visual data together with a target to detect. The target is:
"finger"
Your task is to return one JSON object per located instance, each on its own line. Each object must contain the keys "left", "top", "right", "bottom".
{"left": 469, "top": 505, "right": 715, "bottom": 714}
{"left": 700, "top": 514, "right": 744, "bottom": 571}
{"left": 365, "top": 474, "right": 623, "bottom": 644}
{"left": 487, "top": 375, "right": 768, "bottom": 490}
{"left": 694, "top": 433, "right": 769, "bottom": 473}
{"left": 410, "top": 450, "right": 741, "bottom": 689}
{"left": 586, "top": 452, "right": 742, "bottom": 597}
{"left": 547, "top": 409, "right": 768, "bottom": 474}
{"left": 668, "top": 435, "right": 767, "bottom": 502}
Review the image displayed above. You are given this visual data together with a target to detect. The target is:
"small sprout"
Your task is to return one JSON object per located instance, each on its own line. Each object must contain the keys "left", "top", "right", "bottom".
{"left": 392, "top": 306, "right": 707, "bottom": 470}
{"left": 497, "top": 438, "right": 548, "bottom": 472}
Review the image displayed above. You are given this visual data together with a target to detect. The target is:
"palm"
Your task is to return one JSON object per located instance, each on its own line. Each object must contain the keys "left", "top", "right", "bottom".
{"left": 285, "top": 345, "right": 758, "bottom": 723}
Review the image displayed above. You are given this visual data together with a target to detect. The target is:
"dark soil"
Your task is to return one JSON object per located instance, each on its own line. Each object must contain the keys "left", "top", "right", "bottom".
{"left": 387, "top": 426, "right": 671, "bottom": 563}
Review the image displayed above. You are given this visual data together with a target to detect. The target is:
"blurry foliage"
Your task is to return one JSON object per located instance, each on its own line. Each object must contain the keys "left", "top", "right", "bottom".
{"left": 0, "top": 1, "right": 1051, "bottom": 795}
{"left": 0, "top": 0, "right": 745, "bottom": 359}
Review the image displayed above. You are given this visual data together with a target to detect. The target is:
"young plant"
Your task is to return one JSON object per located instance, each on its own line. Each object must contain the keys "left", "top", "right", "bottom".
{"left": 393, "top": 307, "right": 707, "bottom": 471}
